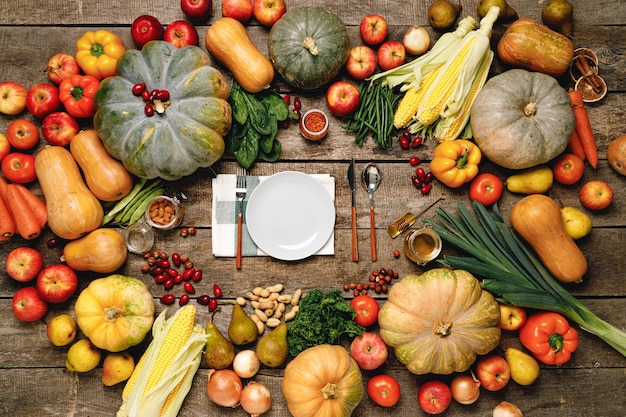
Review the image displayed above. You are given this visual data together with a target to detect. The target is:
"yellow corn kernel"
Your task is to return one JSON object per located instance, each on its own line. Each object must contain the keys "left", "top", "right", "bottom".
{"left": 122, "top": 351, "right": 147, "bottom": 401}
{"left": 159, "top": 368, "right": 189, "bottom": 417}
{"left": 394, "top": 67, "right": 442, "bottom": 129}
{"left": 417, "top": 36, "right": 477, "bottom": 125}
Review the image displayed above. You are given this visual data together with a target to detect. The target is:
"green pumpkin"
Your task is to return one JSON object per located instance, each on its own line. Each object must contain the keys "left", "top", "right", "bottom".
{"left": 268, "top": 7, "right": 350, "bottom": 90}
{"left": 94, "top": 41, "right": 231, "bottom": 180}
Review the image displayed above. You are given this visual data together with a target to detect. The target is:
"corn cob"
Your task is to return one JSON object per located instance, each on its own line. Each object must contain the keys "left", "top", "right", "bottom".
{"left": 117, "top": 305, "right": 208, "bottom": 417}
{"left": 393, "top": 66, "right": 443, "bottom": 128}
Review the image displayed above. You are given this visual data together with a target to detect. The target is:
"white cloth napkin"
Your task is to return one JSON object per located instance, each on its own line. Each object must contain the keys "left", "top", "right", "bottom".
{"left": 211, "top": 173, "right": 335, "bottom": 257}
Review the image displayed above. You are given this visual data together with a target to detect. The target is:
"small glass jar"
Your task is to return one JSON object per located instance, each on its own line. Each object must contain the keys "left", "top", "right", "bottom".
{"left": 403, "top": 224, "right": 442, "bottom": 266}
{"left": 299, "top": 109, "right": 329, "bottom": 141}
{"left": 123, "top": 194, "right": 185, "bottom": 254}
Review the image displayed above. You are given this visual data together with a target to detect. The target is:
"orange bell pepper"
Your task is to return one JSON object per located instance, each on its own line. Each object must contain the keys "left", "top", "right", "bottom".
{"left": 429, "top": 139, "right": 481, "bottom": 188}
{"left": 519, "top": 312, "right": 579, "bottom": 365}
{"left": 76, "top": 30, "right": 126, "bottom": 80}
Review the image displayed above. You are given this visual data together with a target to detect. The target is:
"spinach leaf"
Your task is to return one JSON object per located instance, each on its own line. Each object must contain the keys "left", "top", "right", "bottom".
{"left": 243, "top": 90, "right": 271, "bottom": 135}
{"left": 259, "top": 114, "right": 277, "bottom": 154}
{"left": 260, "top": 92, "right": 289, "bottom": 122}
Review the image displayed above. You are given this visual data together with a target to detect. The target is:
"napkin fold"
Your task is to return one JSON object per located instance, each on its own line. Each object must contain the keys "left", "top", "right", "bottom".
{"left": 212, "top": 173, "right": 335, "bottom": 257}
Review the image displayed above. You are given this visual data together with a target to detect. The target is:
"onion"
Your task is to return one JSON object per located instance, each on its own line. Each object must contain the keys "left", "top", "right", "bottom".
{"left": 402, "top": 25, "right": 431, "bottom": 56}
{"left": 206, "top": 369, "right": 243, "bottom": 407}
{"left": 450, "top": 373, "right": 481, "bottom": 405}
{"left": 240, "top": 381, "right": 272, "bottom": 417}
{"left": 493, "top": 401, "right": 524, "bottom": 417}
{"left": 233, "top": 349, "right": 261, "bottom": 379}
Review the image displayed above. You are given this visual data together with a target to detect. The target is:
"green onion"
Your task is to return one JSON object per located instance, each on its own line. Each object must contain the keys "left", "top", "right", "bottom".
{"left": 424, "top": 202, "right": 626, "bottom": 358}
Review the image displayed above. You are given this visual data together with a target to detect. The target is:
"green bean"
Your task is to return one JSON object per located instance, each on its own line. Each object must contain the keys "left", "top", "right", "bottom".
{"left": 101, "top": 178, "right": 147, "bottom": 225}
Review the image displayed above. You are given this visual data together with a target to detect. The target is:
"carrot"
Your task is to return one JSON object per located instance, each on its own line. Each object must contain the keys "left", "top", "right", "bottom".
{"left": 6, "top": 183, "right": 41, "bottom": 240}
{"left": 14, "top": 183, "right": 48, "bottom": 228}
{"left": 567, "top": 129, "right": 586, "bottom": 161}
{"left": 0, "top": 193, "right": 16, "bottom": 241}
{"left": 569, "top": 90, "right": 598, "bottom": 169}
{"left": 0, "top": 176, "right": 9, "bottom": 207}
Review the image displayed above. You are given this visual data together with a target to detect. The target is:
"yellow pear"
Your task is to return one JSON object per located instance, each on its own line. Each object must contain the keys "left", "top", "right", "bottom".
{"left": 477, "top": 0, "right": 518, "bottom": 21}
{"left": 102, "top": 352, "right": 135, "bottom": 386}
{"left": 46, "top": 314, "right": 77, "bottom": 347}
{"left": 505, "top": 166, "right": 553, "bottom": 194}
{"left": 66, "top": 339, "right": 101, "bottom": 373}
{"left": 505, "top": 347, "right": 541, "bottom": 386}
{"left": 561, "top": 206, "right": 592, "bottom": 239}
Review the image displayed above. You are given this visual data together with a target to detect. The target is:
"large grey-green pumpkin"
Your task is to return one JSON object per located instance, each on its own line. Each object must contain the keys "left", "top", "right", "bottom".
{"left": 268, "top": 6, "right": 350, "bottom": 90}
{"left": 94, "top": 41, "right": 231, "bottom": 180}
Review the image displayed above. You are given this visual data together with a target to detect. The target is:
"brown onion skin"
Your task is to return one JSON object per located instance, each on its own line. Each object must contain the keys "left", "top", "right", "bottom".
{"left": 206, "top": 369, "right": 243, "bottom": 407}
{"left": 240, "top": 381, "right": 272, "bottom": 417}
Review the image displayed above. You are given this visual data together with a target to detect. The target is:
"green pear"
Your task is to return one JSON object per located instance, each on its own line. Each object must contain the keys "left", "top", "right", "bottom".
{"left": 228, "top": 304, "right": 258, "bottom": 346}
{"left": 256, "top": 323, "right": 289, "bottom": 368}
{"left": 477, "top": 0, "right": 518, "bottom": 21}
{"left": 542, "top": 0, "right": 574, "bottom": 37}
{"left": 205, "top": 313, "right": 236, "bottom": 369}
{"left": 428, "top": 0, "right": 462, "bottom": 31}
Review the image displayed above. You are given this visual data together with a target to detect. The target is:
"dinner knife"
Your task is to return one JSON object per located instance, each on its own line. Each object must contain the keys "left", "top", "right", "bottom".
{"left": 348, "top": 158, "right": 358, "bottom": 262}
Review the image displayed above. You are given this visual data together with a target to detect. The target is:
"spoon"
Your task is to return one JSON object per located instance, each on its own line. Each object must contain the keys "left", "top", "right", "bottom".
{"left": 361, "top": 163, "right": 382, "bottom": 261}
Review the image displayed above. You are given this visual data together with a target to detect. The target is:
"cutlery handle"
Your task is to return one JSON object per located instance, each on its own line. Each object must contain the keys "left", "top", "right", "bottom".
{"left": 236, "top": 212, "right": 243, "bottom": 269}
{"left": 351, "top": 206, "right": 358, "bottom": 262}
{"left": 369, "top": 206, "right": 377, "bottom": 261}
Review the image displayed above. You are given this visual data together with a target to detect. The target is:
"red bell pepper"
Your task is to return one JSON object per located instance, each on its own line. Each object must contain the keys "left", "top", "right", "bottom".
{"left": 519, "top": 311, "right": 579, "bottom": 365}
{"left": 59, "top": 74, "right": 100, "bottom": 118}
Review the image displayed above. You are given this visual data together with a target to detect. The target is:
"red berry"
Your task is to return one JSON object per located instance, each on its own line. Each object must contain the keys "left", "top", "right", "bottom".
{"left": 421, "top": 183, "right": 433, "bottom": 195}
{"left": 141, "top": 89, "right": 151, "bottom": 101}
{"left": 179, "top": 294, "right": 190, "bottom": 306}
{"left": 411, "top": 136, "right": 423, "bottom": 148}
{"left": 132, "top": 83, "right": 146, "bottom": 96}
{"left": 182, "top": 268, "right": 195, "bottom": 281}
{"left": 213, "top": 284, "right": 223, "bottom": 298}
{"left": 409, "top": 156, "right": 421, "bottom": 166}
{"left": 208, "top": 298, "right": 218, "bottom": 312}
{"left": 164, "top": 277, "right": 175, "bottom": 290}
{"left": 171, "top": 253, "right": 181, "bottom": 267}
{"left": 184, "top": 282, "right": 196, "bottom": 294}
{"left": 155, "top": 273, "right": 169, "bottom": 284}
{"left": 416, "top": 167, "right": 426, "bottom": 181}
{"left": 192, "top": 269, "right": 203, "bottom": 282}
{"left": 411, "top": 175, "right": 423, "bottom": 189}
{"left": 402, "top": 130, "right": 412, "bottom": 140}
{"left": 160, "top": 294, "right": 175, "bottom": 305}
{"left": 144, "top": 103, "right": 154, "bottom": 117}
{"left": 399, "top": 137, "right": 410, "bottom": 150}
{"left": 293, "top": 97, "right": 302, "bottom": 110}
{"left": 197, "top": 295, "right": 210, "bottom": 305}
{"left": 155, "top": 89, "right": 169, "bottom": 101}
{"left": 283, "top": 94, "right": 290, "bottom": 105}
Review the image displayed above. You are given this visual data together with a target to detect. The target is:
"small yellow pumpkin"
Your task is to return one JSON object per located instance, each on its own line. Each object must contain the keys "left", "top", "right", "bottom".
{"left": 74, "top": 274, "right": 154, "bottom": 352}
{"left": 62, "top": 228, "right": 127, "bottom": 273}
{"left": 378, "top": 268, "right": 501, "bottom": 375}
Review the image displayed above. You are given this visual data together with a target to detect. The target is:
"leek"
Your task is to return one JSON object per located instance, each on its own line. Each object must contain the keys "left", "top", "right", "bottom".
{"left": 424, "top": 202, "right": 626, "bottom": 358}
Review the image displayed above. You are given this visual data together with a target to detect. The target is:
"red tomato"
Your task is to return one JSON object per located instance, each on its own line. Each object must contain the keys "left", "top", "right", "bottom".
{"left": 1, "top": 152, "right": 36, "bottom": 183}
{"left": 350, "top": 295, "right": 380, "bottom": 327}
{"left": 5, "top": 119, "right": 40, "bottom": 150}
{"left": 553, "top": 153, "right": 585, "bottom": 185}
{"left": 367, "top": 374, "right": 401, "bottom": 407}
{"left": 469, "top": 173, "right": 503, "bottom": 206}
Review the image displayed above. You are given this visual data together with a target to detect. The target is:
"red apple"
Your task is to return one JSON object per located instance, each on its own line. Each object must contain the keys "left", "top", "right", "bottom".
{"left": 476, "top": 355, "right": 511, "bottom": 392}
{"left": 252, "top": 0, "right": 286, "bottom": 27}
{"left": 181, "top": 0, "right": 212, "bottom": 22}
{"left": 41, "top": 111, "right": 80, "bottom": 146}
{"left": 12, "top": 286, "right": 48, "bottom": 322}
{"left": 498, "top": 303, "right": 527, "bottom": 331}
{"left": 359, "top": 14, "right": 388, "bottom": 45}
{"left": 131, "top": 15, "right": 165, "bottom": 49}
{"left": 5, "top": 119, "right": 40, "bottom": 150}
{"left": 579, "top": 180, "right": 614, "bottom": 210}
{"left": 0, "top": 133, "right": 10, "bottom": 162}
{"left": 222, "top": 0, "right": 253, "bottom": 22}
{"left": 5, "top": 247, "right": 45, "bottom": 283}
{"left": 163, "top": 20, "right": 199, "bottom": 47}
{"left": 345, "top": 46, "right": 377, "bottom": 81}
{"left": 349, "top": 332, "right": 388, "bottom": 370}
{"left": 0, "top": 81, "right": 27, "bottom": 115}
{"left": 26, "top": 83, "right": 61, "bottom": 119}
{"left": 378, "top": 40, "right": 406, "bottom": 71}
{"left": 325, "top": 81, "right": 361, "bottom": 117}
{"left": 417, "top": 380, "right": 452, "bottom": 415}
{"left": 35, "top": 264, "right": 79, "bottom": 304}
{"left": 45, "top": 53, "right": 81, "bottom": 85}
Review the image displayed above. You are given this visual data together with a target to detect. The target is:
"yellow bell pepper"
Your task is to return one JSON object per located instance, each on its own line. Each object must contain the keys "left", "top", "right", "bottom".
{"left": 430, "top": 139, "right": 481, "bottom": 188}
{"left": 76, "top": 30, "right": 126, "bottom": 80}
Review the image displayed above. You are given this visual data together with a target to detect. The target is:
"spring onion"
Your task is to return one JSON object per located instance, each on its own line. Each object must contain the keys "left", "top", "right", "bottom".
{"left": 424, "top": 202, "right": 626, "bottom": 358}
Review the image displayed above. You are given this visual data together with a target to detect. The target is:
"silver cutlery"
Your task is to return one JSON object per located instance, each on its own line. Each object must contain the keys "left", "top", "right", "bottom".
{"left": 235, "top": 169, "right": 247, "bottom": 269}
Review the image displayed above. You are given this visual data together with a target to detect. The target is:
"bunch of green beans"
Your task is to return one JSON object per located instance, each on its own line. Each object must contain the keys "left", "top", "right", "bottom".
{"left": 344, "top": 79, "right": 400, "bottom": 150}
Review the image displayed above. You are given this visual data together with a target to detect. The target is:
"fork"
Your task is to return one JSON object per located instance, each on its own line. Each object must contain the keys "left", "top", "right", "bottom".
{"left": 235, "top": 168, "right": 247, "bottom": 269}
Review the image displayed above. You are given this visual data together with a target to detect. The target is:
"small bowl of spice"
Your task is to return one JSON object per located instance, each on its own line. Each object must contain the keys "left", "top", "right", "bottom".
{"left": 300, "top": 109, "right": 329, "bottom": 141}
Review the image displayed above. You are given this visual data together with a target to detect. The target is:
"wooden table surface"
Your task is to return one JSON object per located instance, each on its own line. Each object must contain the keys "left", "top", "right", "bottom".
{"left": 1, "top": 0, "right": 625, "bottom": 416}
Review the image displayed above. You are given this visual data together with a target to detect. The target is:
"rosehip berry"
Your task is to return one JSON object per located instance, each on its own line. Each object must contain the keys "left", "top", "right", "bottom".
{"left": 421, "top": 183, "right": 433, "bottom": 195}
{"left": 132, "top": 83, "right": 146, "bottom": 96}
{"left": 399, "top": 137, "right": 410, "bottom": 150}
{"left": 213, "top": 284, "right": 223, "bottom": 298}
{"left": 409, "top": 156, "right": 421, "bottom": 166}
{"left": 208, "top": 298, "right": 218, "bottom": 312}
{"left": 293, "top": 97, "right": 302, "bottom": 110}
{"left": 184, "top": 282, "right": 196, "bottom": 294}
{"left": 416, "top": 167, "right": 426, "bottom": 181}
{"left": 160, "top": 294, "right": 176, "bottom": 305}
{"left": 197, "top": 295, "right": 210, "bottom": 305}
{"left": 411, "top": 136, "right": 423, "bottom": 148}
{"left": 144, "top": 103, "right": 154, "bottom": 117}
{"left": 283, "top": 94, "right": 290, "bottom": 105}
{"left": 179, "top": 294, "right": 190, "bottom": 306}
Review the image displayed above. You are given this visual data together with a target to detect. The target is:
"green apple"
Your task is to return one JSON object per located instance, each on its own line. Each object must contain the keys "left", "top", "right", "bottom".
{"left": 561, "top": 206, "right": 592, "bottom": 239}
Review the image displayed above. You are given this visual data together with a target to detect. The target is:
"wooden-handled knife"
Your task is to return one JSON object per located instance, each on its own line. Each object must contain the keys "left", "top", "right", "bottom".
{"left": 348, "top": 158, "right": 358, "bottom": 262}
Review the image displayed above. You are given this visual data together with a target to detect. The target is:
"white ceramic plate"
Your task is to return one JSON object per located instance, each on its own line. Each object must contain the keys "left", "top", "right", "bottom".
{"left": 246, "top": 171, "right": 335, "bottom": 261}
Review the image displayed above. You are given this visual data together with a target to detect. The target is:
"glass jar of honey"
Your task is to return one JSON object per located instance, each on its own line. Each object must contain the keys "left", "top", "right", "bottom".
{"left": 403, "top": 225, "right": 442, "bottom": 265}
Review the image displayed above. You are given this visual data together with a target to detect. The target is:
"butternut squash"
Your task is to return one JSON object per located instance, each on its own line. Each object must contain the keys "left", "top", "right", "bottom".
{"left": 35, "top": 146, "right": 103, "bottom": 240}
{"left": 510, "top": 194, "right": 587, "bottom": 283}
{"left": 62, "top": 228, "right": 127, "bottom": 273}
{"left": 205, "top": 17, "right": 274, "bottom": 93}
{"left": 497, "top": 18, "right": 574, "bottom": 77}
{"left": 70, "top": 129, "right": 134, "bottom": 202}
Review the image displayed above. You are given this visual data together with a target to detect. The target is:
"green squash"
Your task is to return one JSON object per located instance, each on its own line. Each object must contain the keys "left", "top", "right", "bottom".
{"left": 94, "top": 41, "right": 231, "bottom": 180}
{"left": 268, "top": 7, "right": 350, "bottom": 90}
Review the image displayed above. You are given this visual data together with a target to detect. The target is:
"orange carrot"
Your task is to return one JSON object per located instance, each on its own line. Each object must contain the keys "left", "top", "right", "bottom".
{"left": 6, "top": 183, "right": 41, "bottom": 240}
{"left": 14, "top": 183, "right": 48, "bottom": 228}
{"left": 568, "top": 129, "right": 586, "bottom": 161}
{"left": 569, "top": 90, "right": 598, "bottom": 169}
{"left": 0, "top": 176, "right": 9, "bottom": 207}
{"left": 0, "top": 193, "right": 16, "bottom": 241}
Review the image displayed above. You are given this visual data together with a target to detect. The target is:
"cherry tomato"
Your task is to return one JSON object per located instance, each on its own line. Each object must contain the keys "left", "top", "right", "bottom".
{"left": 1, "top": 152, "right": 36, "bottom": 183}
{"left": 367, "top": 374, "right": 401, "bottom": 407}
{"left": 349, "top": 294, "right": 379, "bottom": 327}
{"left": 469, "top": 173, "right": 503, "bottom": 206}
{"left": 553, "top": 153, "right": 585, "bottom": 185}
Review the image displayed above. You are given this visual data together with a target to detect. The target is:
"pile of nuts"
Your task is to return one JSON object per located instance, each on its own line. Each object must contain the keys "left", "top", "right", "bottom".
{"left": 343, "top": 268, "right": 400, "bottom": 296}
{"left": 236, "top": 284, "right": 302, "bottom": 335}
